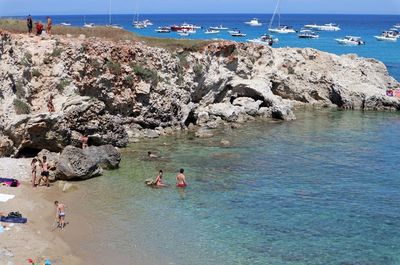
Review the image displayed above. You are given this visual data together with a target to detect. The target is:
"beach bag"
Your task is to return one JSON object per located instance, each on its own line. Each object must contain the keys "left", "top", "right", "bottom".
{"left": 10, "top": 179, "right": 18, "bottom": 187}
{"left": 7, "top": 212, "right": 22, "bottom": 218}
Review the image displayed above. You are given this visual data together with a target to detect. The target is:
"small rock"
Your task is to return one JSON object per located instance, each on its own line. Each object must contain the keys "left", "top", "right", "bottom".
{"left": 220, "top": 139, "right": 231, "bottom": 147}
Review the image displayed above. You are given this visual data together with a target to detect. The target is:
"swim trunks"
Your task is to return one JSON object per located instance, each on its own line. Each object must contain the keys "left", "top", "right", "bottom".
{"left": 176, "top": 183, "right": 187, "bottom": 188}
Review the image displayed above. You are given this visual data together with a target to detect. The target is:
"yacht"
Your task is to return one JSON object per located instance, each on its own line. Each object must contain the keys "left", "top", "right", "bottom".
{"left": 205, "top": 28, "right": 220, "bottom": 34}
{"left": 248, "top": 34, "right": 278, "bottom": 46}
{"left": 230, "top": 30, "right": 246, "bottom": 37}
{"left": 298, "top": 29, "right": 319, "bottom": 39}
{"left": 171, "top": 23, "right": 199, "bottom": 31}
{"left": 335, "top": 36, "right": 365, "bottom": 45}
{"left": 155, "top": 27, "right": 171, "bottom": 33}
{"left": 60, "top": 22, "right": 72, "bottom": 26}
{"left": 268, "top": 0, "right": 296, "bottom": 34}
{"left": 393, "top": 24, "right": 400, "bottom": 29}
{"left": 178, "top": 30, "right": 190, "bottom": 37}
{"left": 245, "top": 18, "right": 263, "bottom": 26}
{"left": 304, "top": 23, "right": 341, "bottom": 31}
{"left": 209, "top": 25, "right": 228, "bottom": 30}
{"left": 83, "top": 23, "right": 95, "bottom": 28}
{"left": 375, "top": 31, "right": 398, "bottom": 42}
{"left": 269, "top": 25, "right": 296, "bottom": 34}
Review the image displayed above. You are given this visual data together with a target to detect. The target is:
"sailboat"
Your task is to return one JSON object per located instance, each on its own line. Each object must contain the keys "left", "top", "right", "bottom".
{"left": 106, "top": 0, "right": 123, "bottom": 29}
{"left": 268, "top": 0, "right": 296, "bottom": 34}
{"left": 83, "top": 16, "right": 95, "bottom": 28}
{"left": 132, "top": 4, "right": 153, "bottom": 29}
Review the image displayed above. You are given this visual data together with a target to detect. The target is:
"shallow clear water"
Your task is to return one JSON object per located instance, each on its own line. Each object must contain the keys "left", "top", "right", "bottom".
{"left": 75, "top": 110, "right": 400, "bottom": 265}
{"left": 6, "top": 14, "right": 400, "bottom": 80}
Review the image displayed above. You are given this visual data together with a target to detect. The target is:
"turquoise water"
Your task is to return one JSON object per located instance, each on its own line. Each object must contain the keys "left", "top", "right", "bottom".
{"left": 74, "top": 110, "right": 400, "bottom": 265}
{"left": 7, "top": 14, "right": 400, "bottom": 80}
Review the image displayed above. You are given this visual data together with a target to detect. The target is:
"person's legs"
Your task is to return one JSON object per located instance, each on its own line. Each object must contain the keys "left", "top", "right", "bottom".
{"left": 60, "top": 215, "right": 65, "bottom": 229}
{"left": 32, "top": 172, "right": 36, "bottom": 187}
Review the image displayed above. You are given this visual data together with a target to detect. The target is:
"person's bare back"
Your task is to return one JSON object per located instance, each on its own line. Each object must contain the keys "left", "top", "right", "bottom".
{"left": 176, "top": 168, "right": 187, "bottom": 188}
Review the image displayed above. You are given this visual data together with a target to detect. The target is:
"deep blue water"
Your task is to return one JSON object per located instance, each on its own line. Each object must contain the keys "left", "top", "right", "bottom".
{"left": 8, "top": 14, "right": 400, "bottom": 80}
{"left": 73, "top": 110, "right": 400, "bottom": 265}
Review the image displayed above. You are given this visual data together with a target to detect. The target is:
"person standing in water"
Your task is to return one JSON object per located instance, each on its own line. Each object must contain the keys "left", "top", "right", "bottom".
{"left": 27, "top": 15, "right": 33, "bottom": 34}
{"left": 31, "top": 158, "right": 38, "bottom": 187}
{"left": 54, "top": 201, "right": 66, "bottom": 229}
{"left": 176, "top": 168, "right": 187, "bottom": 188}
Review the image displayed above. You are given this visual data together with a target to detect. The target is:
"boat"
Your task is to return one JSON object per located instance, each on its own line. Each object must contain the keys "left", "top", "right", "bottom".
{"left": 106, "top": 0, "right": 123, "bottom": 29}
{"left": 245, "top": 18, "right": 263, "bottom": 27}
{"left": 374, "top": 31, "right": 398, "bottom": 42}
{"left": 268, "top": 0, "right": 296, "bottom": 34}
{"left": 83, "top": 23, "right": 95, "bottom": 28}
{"left": 205, "top": 28, "right": 220, "bottom": 34}
{"left": 248, "top": 34, "right": 278, "bottom": 46}
{"left": 132, "top": 5, "right": 152, "bottom": 29}
{"left": 60, "top": 22, "right": 71, "bottom": 26}
{"left": 178, "top": 30, "right": 190, "bottom": 37}
{"left": 230, "top": 30, "right": 246, "bottom": 37}
{"left": 209, "top": 25, "right": 228, "bottom": 30}
{"left": 178, "top": 29, "right": 196, "bottom": 34}
{"left": 335, "top": 36, "right": 365, "bottom": 45}
{"left": 171, "top": 23, "right": 198, "bottom": 32}
{"left": 155, "top": 27, "right": 171, "bottom": 33}
{"left": 393, "top": 24, "right": 400, "bottom": 29}
{"left": 304, "top": 23, "right": 341, "bottom": 31}
{"left": 297, "top": 29, "right": 319, "bottom": 39}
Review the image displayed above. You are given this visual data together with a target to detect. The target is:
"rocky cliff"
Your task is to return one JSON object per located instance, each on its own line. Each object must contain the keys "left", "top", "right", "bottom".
{"left": 0, "top": 31, "right": 399, "bottom": 157}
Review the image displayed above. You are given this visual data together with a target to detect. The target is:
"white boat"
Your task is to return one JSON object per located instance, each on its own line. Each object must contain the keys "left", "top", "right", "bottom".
{"left": 181, "top": 23, "right": 201, "bottom": 29}
{"left": 268, "top": 0, "right": 296, "bottom": 34}
{"left": 205, "top": 28, "right": 220, "bottom": 34}
{"left": 60, "top": 22, "right": 71, "bottom": 26}
{"left": 178, "top": 29, "right": 196, "bottom": 34}
{"left": 248, "top": 34, "right": 278, "bottom": 46}
{"left": 335, "top": 36, "right": 365, "bottom": 45}
{"left": 245, "top": 18, "right": 263, "bottom": 27}
{"left": 375, "top": 31, "right": 398, "bottom": 42}
{"left": 83, "top": 23, "right": 95, "bottom": 28}
{"left": 106, "top": 0, "right": 123, "bottom": 29}
{"left": 209, "top": 25, "right": 228, "bottom": 30}
{"left": 178, "top": 31, "right": 190, "bottom": 37}
{"left": 298, "top": 29, "right": 319, "bottom": 39}
{"left": 393, "top": 24, "right": 400, "bottom": 29}
{"left": 155, "top": 27, "right": 170, "bottom": 33}
{"left": 230, "top": 30, "right": 246, "bottom": 37}
{"left": 304, "top": 23, "right": 341, "bottom": 31}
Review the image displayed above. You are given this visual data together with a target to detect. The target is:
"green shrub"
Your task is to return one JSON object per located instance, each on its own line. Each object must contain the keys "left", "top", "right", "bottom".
{"left": 15, "top": 80, "right": 25, "bottom": 98}
{"left": 193, "top": 63, "right": 203, "bottom": 76}
{"left": 131, "top": 64, "right": 158, "bottom": 84}
{"left": 21, "top": 52, "right": 32, "bottom": 67}
{"left": 124, "top": 75, "right": 135, "bottom": 86}
{"left": 31, "top": 69, "right": 41, "bottom": 77}
{"left": 177, "top": 51, "right": 190, "bottom": 68}
{"left": 107, "top": 60, "right": 122, "bottom": 75}
{"left": 13, "top": 98, "right": 30, "bottom": 114}
{"left": 51, "top": 47, "right": 63, "bottom": 57}
{"left": 56, "top": 78, "right": 70, "bottom": 92}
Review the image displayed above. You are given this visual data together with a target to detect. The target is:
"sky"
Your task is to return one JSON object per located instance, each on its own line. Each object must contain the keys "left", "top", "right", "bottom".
{"left": 0, "top": 0, "right": 399, "bottom": 16}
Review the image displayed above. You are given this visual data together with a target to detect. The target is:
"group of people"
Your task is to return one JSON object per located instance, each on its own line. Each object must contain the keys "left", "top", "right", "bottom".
{"left": 27, "top": 15, "right": 52, "bottom": 36}
{"left": 30, "top": 155, "right": 50, "bottom": 188}
{"left": 153, "top": 168, "right": 187, "bottom": 188}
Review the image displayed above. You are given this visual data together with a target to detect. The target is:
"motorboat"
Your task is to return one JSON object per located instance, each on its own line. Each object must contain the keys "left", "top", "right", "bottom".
{"left": 298, "top": 29, "right": 319, "bottom": 39}
{"left": 248, "top": 34, "right": 278, "bottom": 46}
{"left": 205, "top": 28, "right": 220, "bottom": 34}
{"left": 335, "top": 36, "right": 365, "bottom": 45}
{"left": 178, "top": 29, "right": 196, "bottom": 34}
{"left": 178, "top": 31, "right": 190, "bottom": 37}
{"left": 393, "top": 23, "right": 400, "bottom": 29}
{"left": 209, "top": 25, "right": 228, "bottom": 30}
{"left": 83, "top": 23, "right": 95, "bottom": 28}
{"left": 230, "top": 30, "right": 246, "bottom": 37}
{"left": 155, "top": 27, "right": 171, "bottom": 33}
{"left": 171, "top": 23, "right": 198, "bottom": 31}
{"left": 245, "top": 18, "right": 263, "bottom": 26}
{"left": 60, "top": 22, "right": 71, "bottom": 26}
{"left": 269, "top": 25, "right": 296, "bottom": 34}
{"left": 304, "top": 23, "right": 341, "bottom": 31}
{"left": 375, "top": 31, "right": 398, "bottom": 42}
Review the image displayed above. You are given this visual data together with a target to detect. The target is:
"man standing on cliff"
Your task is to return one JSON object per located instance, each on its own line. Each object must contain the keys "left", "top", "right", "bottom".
{"left": 27, "top": 15, "right": 33, "bottom": 34}
{"left": 46, "top": 16, "right": 53, "bottom": 35}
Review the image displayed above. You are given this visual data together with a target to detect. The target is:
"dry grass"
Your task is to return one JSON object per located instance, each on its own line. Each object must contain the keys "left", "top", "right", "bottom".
{"left": 0, "top": 19, "right": 211, "bottom": 51}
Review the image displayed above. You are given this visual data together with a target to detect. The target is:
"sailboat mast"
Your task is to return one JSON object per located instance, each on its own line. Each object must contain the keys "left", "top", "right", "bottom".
{"left": 269, "top": 0, "right": 281, "bottom": 29}
{"left": 109, "top": 0, "right": 111, "bottom": 25}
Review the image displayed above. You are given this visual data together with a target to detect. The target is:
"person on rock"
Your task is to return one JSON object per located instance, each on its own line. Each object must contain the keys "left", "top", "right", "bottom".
{"left": 27, "top": 15, "right": 33, "bottom": 34}
{"left": 35, "top": 21, "right": 43, "bottom": 36}
{"left": 46, "top": 16, "right": 53, "bottom": 35}
{"left": 47, "top": 93, "right": 55, "bottom": 112}
{"left": 80, "top": 134, "right": 89, "bottom": 149}
{"left": 31, "top": 158, "right": 38, "bottom": 187}
{"left": 38, "top": 156, "right": 50, "bottom": 187}
{"left": 176, "top": 168, "right": 187, "bottom": 188}
{"left": 54, "top": 201, "right": 66, "bottom": 229}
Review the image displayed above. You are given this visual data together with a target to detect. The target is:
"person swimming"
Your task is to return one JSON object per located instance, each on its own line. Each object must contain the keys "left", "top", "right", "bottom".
{"left": 176, "top": 168, "right": 187, "bottom": 188}
{"left": 148, "top": 151, "right": 159, "bottom": 158}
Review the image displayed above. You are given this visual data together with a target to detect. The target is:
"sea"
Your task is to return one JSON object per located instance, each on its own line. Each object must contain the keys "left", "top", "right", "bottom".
{"left": 7, "top": 14, "right": 400, "bottom": 264}
{"left": 9, "top": 13, "right": 400, "bottom": 80}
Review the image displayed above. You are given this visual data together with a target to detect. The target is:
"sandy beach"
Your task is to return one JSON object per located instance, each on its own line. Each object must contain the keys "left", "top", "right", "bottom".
{"left": 0, "top": 158, "right": 81, "bottom": 265}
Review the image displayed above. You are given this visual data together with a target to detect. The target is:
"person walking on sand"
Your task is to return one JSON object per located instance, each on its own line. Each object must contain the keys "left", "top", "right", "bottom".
{"left": 176, "top": 168, "right": 187, "bottom": 188}
{"left": 47, "top": 93, "right": 55, "bottom": 112}
{"left": 27, "top": 15, "right": 33, "bottom": 34}
{"left": 54, "top": 201, "right": 66, "bottom": 229}
{"left": 80, "top": 134, "right": 89, "bottom": 149}
{"left": 46, "top": 16, "right": 53, "bottom": 35}
{"left": 31, "top": 158, "right": 38, "bottom": 187}
{"left": 38, "top": 156, "right": 50, "bottom": 187}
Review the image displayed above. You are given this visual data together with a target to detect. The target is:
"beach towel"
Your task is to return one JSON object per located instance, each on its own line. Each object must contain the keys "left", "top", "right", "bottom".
{"left": 0, "top": 177, "right": 20, "bottom": 187}
{"left": 0, "top": 216, "right": 27, "bottom": 223}
{"left": 0, "top": 193, "right": 15, "bottom": 202}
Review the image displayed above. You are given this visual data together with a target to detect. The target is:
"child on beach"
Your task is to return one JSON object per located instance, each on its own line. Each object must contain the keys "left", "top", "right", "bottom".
{"left": 54, "top": 201, "right": 66, "bottom": 229}
{"left": 31, "top": 158, "right": 38, "bottom": 187}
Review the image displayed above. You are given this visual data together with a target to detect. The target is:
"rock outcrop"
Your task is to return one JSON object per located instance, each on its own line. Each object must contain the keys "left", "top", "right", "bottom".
{"left": 0, "top": 31, "right": 399, "bottom": 156}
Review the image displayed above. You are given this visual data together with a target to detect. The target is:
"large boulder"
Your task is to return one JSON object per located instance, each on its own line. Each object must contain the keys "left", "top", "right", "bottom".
{"left": 83, "top": 145, "right": 121, "bottom": 170}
